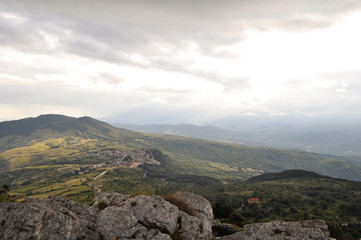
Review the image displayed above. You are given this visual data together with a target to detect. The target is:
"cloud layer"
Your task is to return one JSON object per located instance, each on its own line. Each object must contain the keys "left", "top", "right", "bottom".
{"left": 1, "top": 0, "right": 361, "bottom": 123}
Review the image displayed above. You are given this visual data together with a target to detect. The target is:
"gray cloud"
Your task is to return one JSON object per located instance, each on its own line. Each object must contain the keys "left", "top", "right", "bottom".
{"left": 2, "top": 0, "right": 361, "bottom": 122}
{"left": 4, "top": 0, "right": 360, "bottom": 58}
{"left": 97, "top": 72, "right": 124, "bottom": 85}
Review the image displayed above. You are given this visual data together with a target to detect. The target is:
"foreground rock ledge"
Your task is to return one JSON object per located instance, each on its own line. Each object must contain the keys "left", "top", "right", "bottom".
{"left": 0, "top": 192, "right": 331, "bottom": 240}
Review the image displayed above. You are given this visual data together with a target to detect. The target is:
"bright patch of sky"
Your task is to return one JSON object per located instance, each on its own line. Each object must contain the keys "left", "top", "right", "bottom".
{"left": 1, "top": 1, "right": 361, "bottom": 123}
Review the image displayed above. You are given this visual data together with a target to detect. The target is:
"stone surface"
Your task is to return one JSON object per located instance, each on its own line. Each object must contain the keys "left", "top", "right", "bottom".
{"left": 0, "top": 196, "right": 100, "bottom": 240}
{"left": 177, "top": 211, "right": 204, "bottom": 240}
{"left": 212, "top": 220, "right": 238, "bottom": 237}
{"left": 97, "top": 206, "right": 147, "bottom": 239}
{"left": 120, "top": 195, "right": 180, "bottom": 234}
{"left": 93, "top": 191, "right": 130, "bottom": 207}
{"left": 216, "top": 220, "right": 331, "bottom": 240}
{"left": 173, "top": 191, "right": 214, "bottom": 239}
{"left": 0, "top": 192, "right": 332, "bottom": 240}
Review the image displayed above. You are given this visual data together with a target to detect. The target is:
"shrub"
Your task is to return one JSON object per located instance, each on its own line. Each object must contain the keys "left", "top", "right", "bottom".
{"left": 97, "top": 201, "right": 108, "bottom": 210}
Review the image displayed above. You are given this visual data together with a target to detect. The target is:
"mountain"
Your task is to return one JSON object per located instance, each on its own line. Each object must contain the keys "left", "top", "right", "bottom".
{"left": 212, "top": 114, "right": 361, "bottom": 157}
{"left": 0, "top": 114, "right": 138, "bottom": 139}
{"left": 113, "top": 123, "right": 258, "bottom": 145}
{"left": 1, "top": 114, "right": 361, "bottom": 205}
{"left": 114, "top": 121, "right": 361, "bottom": 158}
{"left": 2, "top": 116, "right": 360, "bottom": 239}
{"left": 1, "top": 114, "right": 361, "bottom": 181}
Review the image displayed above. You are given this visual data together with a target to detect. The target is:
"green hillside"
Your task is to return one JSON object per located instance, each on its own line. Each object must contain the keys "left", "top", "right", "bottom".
{"left": 247, "top": 169, "right": 325, "bottom": 182}
{"left": 0, "top": 114, "right": 361, "bottom": 203}
{"left": 1, "top": 114, "right": 361, "bottom": 180}
{"left": 1, "top": 115, "right": 361, "bottom": 239}
{"left": 214, "top": 170, "right": 361, "bottom": 239}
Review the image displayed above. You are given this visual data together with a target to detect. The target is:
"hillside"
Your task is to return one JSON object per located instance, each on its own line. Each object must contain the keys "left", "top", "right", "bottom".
{"left": 1, "top": 115, "right": 361, "bottom": 239}
{"left": 247, "top": 169, "right": 326, "bottom": 182}
{"left": 114, "top": 123, "right": 259, "bottom": 145}
{"left": 1, "top": 114, "right": 361, "bottom": 204}
{"left": 117, "top": 121, "right": 361, "bottom": 158}
{"left": 212, "top": 170, "right": 361, "bottom": 239}
{"left": 1, "top": 115, "right": 361, "bottom": 180}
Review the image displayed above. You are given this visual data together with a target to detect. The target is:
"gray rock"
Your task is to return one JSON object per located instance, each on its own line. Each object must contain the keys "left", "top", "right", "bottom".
{"left": 212, "top": 220, "right": 238, "bottom": 237}
{"left": 97, "top": 206, "right": 147, "bottom": 239}
{"left": 0, "top": 196, "right": 100, "bottom": 240}
{"left": 173, "top": 192, "right": 214, "bottom": 239}
{"left": 145, "top": 229, "right": 172, "bottom": 240}
{"left": 0, "top": 193, "right": 332, "bottom": 240}
{"left": 177, "top": 211, "right": 205, "bottom": 240}
{"left": 120, "top": 195, "right": 180, "bottom": 234}
{"left": 216, "top": 220, "right": 331, "bottom": 240}
{"left": 93, "top": 191, "right": 130, "bottom": 208}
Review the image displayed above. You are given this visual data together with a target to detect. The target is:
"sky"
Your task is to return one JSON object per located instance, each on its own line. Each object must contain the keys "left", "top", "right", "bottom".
{"left": 1, "top": 0, "right": 361, "bottom": 124}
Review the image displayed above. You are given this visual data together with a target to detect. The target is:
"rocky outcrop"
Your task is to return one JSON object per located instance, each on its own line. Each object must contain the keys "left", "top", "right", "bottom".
{"left": 216, "top": 220, "right": 331, "bottom": 240}
{"left": 0, "top": 196, "right": 100, "bottom": 240}
{"left": 173, "top": 191, "right": 213, "bottom": 239}
{"left": 0, "top": 192, "right": 332, "bottom": 240}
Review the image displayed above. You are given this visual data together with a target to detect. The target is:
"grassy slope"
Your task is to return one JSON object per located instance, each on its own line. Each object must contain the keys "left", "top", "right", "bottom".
{"left": 1, "top": 114, "right": 361, "bottom": 181}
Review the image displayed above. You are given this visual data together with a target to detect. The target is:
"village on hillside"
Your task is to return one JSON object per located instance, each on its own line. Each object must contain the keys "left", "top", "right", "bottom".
{"left": 72, "top": 149, "right": 160, "bottom": 175}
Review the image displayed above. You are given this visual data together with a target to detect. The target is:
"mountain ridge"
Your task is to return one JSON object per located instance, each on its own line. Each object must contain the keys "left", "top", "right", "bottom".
{"left": 1, "top": 114, "right": 361, "bottom": 182}
{"left": 247, "top": 169, "right": 332, "bottom": 182}
{"left": 115, "top": 121, "right": 361, "bottom": 157}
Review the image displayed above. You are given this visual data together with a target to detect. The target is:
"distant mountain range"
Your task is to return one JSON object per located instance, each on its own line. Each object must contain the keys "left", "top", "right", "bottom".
{"left": 115, "top": 119, "right": 361, "bottom": 157}
{"left": 1, "top": 114, "right": 361, "bottom": 181}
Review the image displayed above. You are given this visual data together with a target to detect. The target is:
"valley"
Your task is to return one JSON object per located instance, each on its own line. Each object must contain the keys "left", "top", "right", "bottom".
{"left": 1, "top": 114, "right": 361, "bottom": 239}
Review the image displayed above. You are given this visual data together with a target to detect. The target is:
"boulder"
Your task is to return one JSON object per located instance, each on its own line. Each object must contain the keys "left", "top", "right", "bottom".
{"left": 216, "top": 220, "right": 331, "bottom": 240}
{"left": 120, "top": 195, "right": 180, "bottom": 234}
{"left": 93, "top": 191, "right": 130, "bottom": 207}
{"left": 97, "top": 206, "right": 148, "bottom": 239}
{"left": 173, "top": 192, "right": 213, "bottom": 239}
{"left": 177, "top": 211, "right": 204, "bottom": 240}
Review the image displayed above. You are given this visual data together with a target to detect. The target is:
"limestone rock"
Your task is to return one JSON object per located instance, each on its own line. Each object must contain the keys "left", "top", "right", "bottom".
{"left": 216, "top": 220, "right": 331, "bottom": 240}
{"left": 93, "top": 191, "right": 130, "bottom": 207}
{"left": 120, "top": 195, "right": 180, "bottom": 234}
{"left": 173, "top": 191, "right": 213, "bottom": 239}
{"left": 177, "top": 211, "right": 204, "bottom": 240}
{"left": 212, "top": 220, "right": 238, "bottom": 237}
{"left": 97, "top": 206, "right": 147, "bottom": 239}
{"left": 0, "top": 196, "right": 100, "bottom": 240}
{"left": 0, "top": 192, "right": 332, "bottom": 240}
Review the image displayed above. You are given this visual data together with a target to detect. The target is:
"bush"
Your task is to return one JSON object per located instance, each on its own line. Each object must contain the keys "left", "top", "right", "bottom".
{"left": 97, "top": 201, "right": 108, "bottom": 210}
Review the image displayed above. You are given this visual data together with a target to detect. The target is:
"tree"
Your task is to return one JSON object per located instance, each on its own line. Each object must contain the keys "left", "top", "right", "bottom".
{"left": 1, "top": 184, "right": 9, "bottom": 194}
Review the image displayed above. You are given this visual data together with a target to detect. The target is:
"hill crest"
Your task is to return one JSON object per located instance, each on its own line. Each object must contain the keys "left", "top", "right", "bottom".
{"left": 0, "top": 114, "right": 115, "bottom": 137}
{"left": 247, "top": 169, "right": 332, "bottom": 182}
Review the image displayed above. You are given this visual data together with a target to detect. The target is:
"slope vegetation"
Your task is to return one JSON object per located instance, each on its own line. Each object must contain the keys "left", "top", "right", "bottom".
{"left": 1, "top": 114, "right": 361, "bottom": 181}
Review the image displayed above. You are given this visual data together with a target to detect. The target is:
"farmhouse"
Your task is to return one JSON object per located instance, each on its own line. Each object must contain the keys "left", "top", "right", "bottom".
{"left": 248, "top": 197, "right": 260, "bottom": 204}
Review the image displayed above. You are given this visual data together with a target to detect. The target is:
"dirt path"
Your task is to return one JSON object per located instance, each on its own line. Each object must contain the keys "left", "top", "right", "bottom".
{"left": 88, "top": 170, "right": 107, "bottom": 193}
{"left": 94, "top": 170, "right": 107, "bottom": 180}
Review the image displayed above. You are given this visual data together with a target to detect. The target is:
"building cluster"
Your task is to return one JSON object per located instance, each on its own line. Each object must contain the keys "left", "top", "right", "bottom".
{"left": 86, "top": 149, "right": 160, "bottom": 168}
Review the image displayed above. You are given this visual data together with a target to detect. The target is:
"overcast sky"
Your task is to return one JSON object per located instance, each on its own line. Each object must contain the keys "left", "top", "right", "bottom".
{"left": 1, "top": 0, "right": 361, "bottom": 124}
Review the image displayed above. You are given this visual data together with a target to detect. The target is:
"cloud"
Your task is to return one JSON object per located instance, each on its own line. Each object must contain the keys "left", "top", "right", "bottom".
{"left": 97, "top": 72, "right": 124, "bottom": 85}
{"left": 1, "top": 0, "right": 361, "bottom": 122}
